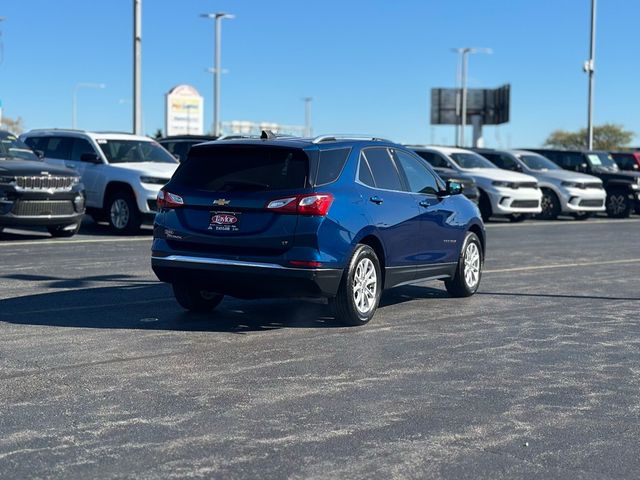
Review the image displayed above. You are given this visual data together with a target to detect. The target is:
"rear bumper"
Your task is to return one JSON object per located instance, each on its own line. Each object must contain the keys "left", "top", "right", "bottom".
{"left": 151, "top": 254, "right": 343, "bottom": 298}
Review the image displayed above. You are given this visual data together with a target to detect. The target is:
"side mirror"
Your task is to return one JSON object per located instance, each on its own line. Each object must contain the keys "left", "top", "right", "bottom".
{"left": 35, "top": 150, "right": 45, "bottom": 159}
{"left": 441, "top": 180, "right": 463, "bottom": 196}
{"left": 80, "top": 153, "right": 102, "bottom": 164}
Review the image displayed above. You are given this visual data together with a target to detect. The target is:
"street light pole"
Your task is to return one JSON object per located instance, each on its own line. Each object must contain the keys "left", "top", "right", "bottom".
{"left": 303, "top": 97, "right": 313, "bottom": 137}
{"left": 453, "top": 47, "right": 492, "bottom": 147}
{"left": 72, "top": 83, "right": 106, "bottom": 129}
{"left": 586, "top": 0, "right": 597, "bottom": 150}
{"left": 133, "top": 0, "right": 142, "bottom": 135}
{"left": 201, "top": 12, "right": 234, "bottom": 137}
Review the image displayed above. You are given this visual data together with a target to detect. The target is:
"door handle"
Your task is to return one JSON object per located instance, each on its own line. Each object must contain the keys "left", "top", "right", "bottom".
{"left": 369, "top": 196, "right": 384, "bottom": 205}
{"left": 419, "top": 200, "right": 431, "bottom": 208}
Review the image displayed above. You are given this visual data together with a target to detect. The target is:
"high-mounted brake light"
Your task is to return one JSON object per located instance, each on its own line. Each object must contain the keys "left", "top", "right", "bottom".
{"left": 157, "top": 190, "right": 184, "bottom": 209}
{"left": 266, "top": 193, "right": 334, "bottom": 216}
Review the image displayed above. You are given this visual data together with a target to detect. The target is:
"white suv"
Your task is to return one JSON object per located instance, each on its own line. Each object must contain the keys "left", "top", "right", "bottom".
{"left": 21, "top": 130, "right": 179, "bottom": 233}
{"left": 474, "top": 149, "right": 606, "bottom": 220}
{"left": 409, "top": 145, "right": 542, "bottom": 222}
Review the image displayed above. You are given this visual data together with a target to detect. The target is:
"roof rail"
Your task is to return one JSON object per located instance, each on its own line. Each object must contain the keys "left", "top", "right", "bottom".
{"left": 311, "top": 134, "right": 393, "bottom": 144}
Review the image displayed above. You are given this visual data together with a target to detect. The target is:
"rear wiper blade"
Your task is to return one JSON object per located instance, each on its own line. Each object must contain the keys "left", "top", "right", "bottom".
{"left": 220, "top": 180, "right": 270, "bottom": 191}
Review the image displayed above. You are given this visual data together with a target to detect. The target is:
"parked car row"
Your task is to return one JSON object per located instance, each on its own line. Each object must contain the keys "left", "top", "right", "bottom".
{"left": 406, "top": 145, "right": 640, "bottom": 221}
{"left": 1, "top": 129, "right": 639, "bottom": 240}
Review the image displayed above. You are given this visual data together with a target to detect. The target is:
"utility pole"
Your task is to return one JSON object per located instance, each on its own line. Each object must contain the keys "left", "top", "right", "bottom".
{"left": 303, "top": 97, "right": 313, "bottom": 137}
{"left": 133, "top": 0, "right": 142, "bottom": 135}
{"left": 201, "top": 13, "right": 234, "bottom": 137}
{"left": 451, "top": 47, "right": 492, "bottom": 147}
{"left": 585, "top": 0, "right": 597, "bottom": 150}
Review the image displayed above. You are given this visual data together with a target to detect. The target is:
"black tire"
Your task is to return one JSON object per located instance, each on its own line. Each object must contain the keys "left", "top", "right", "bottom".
{"left": 47, "top": 223, "right": 81, "bottom": 238}
{"left": 331, "top": 244, "right": 382, "bottom": 326}
{"left": 445, "top": 232, "right": 483, "bottom": 298}
{"left": 478, "top": 191, "right": 492, "bottom": 222}
{"left": 537, "top": 188, "right": 561, "bottom": 220}
{"left": 508, "top": 213, "right": 529, "bottom": 223}
{"left": 107, "top": 189, "right": 142, "bottom": 234}
{"left": 172, "top": 283, "right": 224, "bottom": 313}
{"left": 605, "top": 189, "right": 632, "bottom": 218}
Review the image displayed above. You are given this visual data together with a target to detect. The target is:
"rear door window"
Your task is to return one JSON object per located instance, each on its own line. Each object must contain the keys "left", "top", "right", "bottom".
{"left": 362, "top": 148, "right": 404, "bottom": 191}
{"left": 175, "top": 146, "right": 309, "bottom": 192}
{"left": 42, "top": 136, "right": 73, "bottom": 160}
{"left": 315, "top": 148, "right": 350, "bottom": 186}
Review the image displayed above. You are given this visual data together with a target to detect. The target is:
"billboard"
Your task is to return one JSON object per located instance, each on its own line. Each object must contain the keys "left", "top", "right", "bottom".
{"left": 431, "top": 84, "right": 510, "bottom": 125}
{"left": 165, "top": 84, "right": 204, "bottom": 136}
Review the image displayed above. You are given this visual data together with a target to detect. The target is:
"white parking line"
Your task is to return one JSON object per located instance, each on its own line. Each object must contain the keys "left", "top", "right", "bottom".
{"left": 0, "top": 237, "right": 151, "bottom": 248}
{"left": 485, "top": 258, "right": 640, "bottom": 274}
{"left": 486, "top": 218, "right": 640, "bottom": 228}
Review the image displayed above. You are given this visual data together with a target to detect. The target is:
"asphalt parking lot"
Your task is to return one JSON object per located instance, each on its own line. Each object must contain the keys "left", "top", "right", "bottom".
{"left": 1, "top": 218, "right": 639, "bottom": 479}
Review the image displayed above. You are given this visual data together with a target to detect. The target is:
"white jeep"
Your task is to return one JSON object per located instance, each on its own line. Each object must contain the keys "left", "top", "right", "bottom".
{"left": 21, "top": 130, "right": 179, "bottom": 233}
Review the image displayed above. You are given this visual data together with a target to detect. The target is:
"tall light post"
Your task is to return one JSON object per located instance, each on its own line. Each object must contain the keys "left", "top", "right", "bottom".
{"left": 201, "top": 12, "right": 234, "bottom": 137}
{"left": 72, "top": 83, "right": 106, "bottom": 129}
{"left": 585, "top": 0, "right": 597, "bottom": 150}
{"left": 451, "top": 47, "right": 492, "bottom": 146}
{"left": 302, "top": 97, "right": 313, "bottom": 137}
{"left": 133, "top": 0, "right": 142, "bottom": 135}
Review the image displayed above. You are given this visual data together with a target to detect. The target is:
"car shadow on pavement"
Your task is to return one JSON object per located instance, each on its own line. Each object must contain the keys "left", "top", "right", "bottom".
{"left": 78, "top": 219, "right": 154, "bottom": 237}
{"left": 0, "top": 283, "right": 448, "bottom": 333}
{"left": 2, "top": 273, "right": 153, "bottom": 289}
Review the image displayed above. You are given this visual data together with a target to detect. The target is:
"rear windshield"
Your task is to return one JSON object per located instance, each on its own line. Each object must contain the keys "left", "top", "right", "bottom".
{"left": 175, "top": 145, "right": 309, "bottom": 192}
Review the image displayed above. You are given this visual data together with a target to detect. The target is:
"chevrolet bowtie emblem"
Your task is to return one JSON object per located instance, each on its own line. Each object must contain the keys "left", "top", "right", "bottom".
{"left": 213, "top": 198, "right": 231, "bottom": 206}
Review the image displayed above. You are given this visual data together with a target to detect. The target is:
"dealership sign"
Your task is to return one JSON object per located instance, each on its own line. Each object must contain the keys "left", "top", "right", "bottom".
{"left": 165, "top": 84, "right": 204, "bottom": 136}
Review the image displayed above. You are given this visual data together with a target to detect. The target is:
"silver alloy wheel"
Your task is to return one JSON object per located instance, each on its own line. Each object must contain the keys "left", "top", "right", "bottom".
{"left": 110, "top": 198, "right": 130, "bottom": 230}
{"left": 352, "top": 257, "right": 377, "bottom": 314}
{"left": 607, "top": 194, "right": 626, "bottom": 216}
{"left": 463, "top": 242, "right": 481, "bottom": 289}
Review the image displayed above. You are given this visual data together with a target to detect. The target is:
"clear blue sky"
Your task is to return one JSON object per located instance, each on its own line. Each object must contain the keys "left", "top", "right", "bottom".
{"left": 0, "top": 0, "right": 638, "bottom": 147}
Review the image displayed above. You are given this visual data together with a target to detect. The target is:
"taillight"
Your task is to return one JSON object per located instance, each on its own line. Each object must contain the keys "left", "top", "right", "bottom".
{"left": 266, "top": 193, "right": 334, "bottom": 216}
{"left": 157, "top": 190, "right": 184, "bottom": 209}
{"left": 289, "top": 260, "right": 323, "bottom": 268}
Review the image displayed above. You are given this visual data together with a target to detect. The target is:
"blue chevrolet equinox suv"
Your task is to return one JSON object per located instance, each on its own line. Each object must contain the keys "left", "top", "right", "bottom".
{"left": 151, "top": 134, "right": 485, "bottom": 325}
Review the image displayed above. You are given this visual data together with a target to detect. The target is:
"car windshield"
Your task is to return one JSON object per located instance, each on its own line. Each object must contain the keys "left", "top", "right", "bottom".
{"left": 517, "top": 154, "right": 560, "bottom": 171}
{"left": 0, "top": 132, "right": 40, "bottom": 162}
{"left": 586, "top": 152, "right": 618, "bottom": 171}
{"left": 97, "top": 139, "right": 178, "bottom": 164}
{"left": 449, "top": 152, "right": 496, "bottom": 169}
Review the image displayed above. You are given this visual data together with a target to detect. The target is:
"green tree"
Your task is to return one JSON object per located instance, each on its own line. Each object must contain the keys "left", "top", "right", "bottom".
{"left": 545, "top": 123, "right": 634, "bottom": 150}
